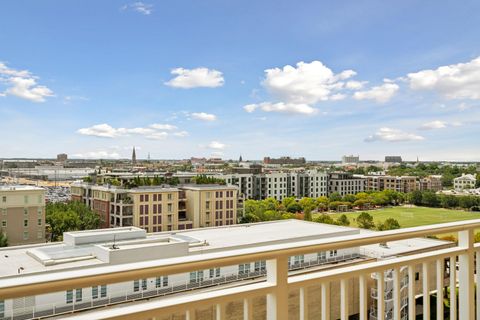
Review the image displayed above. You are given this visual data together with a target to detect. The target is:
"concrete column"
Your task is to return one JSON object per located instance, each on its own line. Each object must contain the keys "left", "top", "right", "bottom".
{"left": 266, "top": 257, "right": 288, "bottom": 320}
{"left": 458, "top": 230, "right": 475, "bottom": 320}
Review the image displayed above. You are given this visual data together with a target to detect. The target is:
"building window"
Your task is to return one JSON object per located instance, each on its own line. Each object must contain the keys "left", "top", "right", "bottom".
{"left": 293, "top": 255, "right": 304, "bottom": 265}
{"left": 254, "top": 261, "right": 266, "bottom": 272}
{"left": 1, "top": 208, "right": 6, "bottom": 216}
{"left": 140, "top": 195, "right": 144, "bottom": 202}
{"left": 167, "top": 204, "right": 172, "bottom": 213}
{"left": 163, "top": 276, "right": 168, "bottom": 287}
{"left": 38, "top": 195, "right": 42, "bottom": 203}
{"left": 142, "top": 279, "right": 147, "bottom": 290}
{"left": 329, "top": 250, "right": 337, "bottom": 257}
{"left": 167, "top": 193, "right": 172, "bottom": 201}
{"left": 24, "top": 219, "right": 29, "bottom": 227}
{"left": 317, "top": 252, "right": 326, "bottom": 261}
{"left": 66, "top": 290, "right": 73, "bottom": 304}
{"left": 24, "top": 208, "right": 28, "bottom": 215}
{"left": 37, "top": 230, "right": 43, "bottom": 239}
{"left": 23, "top": 232, "right": 29, "bottom": 240}
{"left": 0, "top": 300, "right": 4, "bottom": 318}
{"left": 153, "top": 194, "right": 157, "bottom": 202}
{"left": 100, "top": 285, "right": 107, "bottom": 298}
{"left": 133, "top": 280, "right": 140, "bottom": 292}
{"left": 75, "top": 289, "right": 82, "bottom": 302}
{"left": 2, "top": 196, "right": 6, "bottom": 203}
{"left": 37, "top": 207, "right": 42, "bottom": 215}
{"left": 190, "top": 271, "right": 204, "bottom": 283}
{"left": 145, "top": 195, "right": 149, "bottom": 202}
{"left": 239, "top": 263, "right": 250, "bottom": 275}
{"left": 38, "top": 218, "right": 42, "bottom": 226}
{"left": 92, "top": 286, "right": 98, "bottom": 299}
{"left": 1, "top": 220, "right": 6, "bottom": 228}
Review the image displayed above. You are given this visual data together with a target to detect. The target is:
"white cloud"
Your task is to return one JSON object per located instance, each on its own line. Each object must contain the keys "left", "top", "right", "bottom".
{"left": 73, "top": 151, "right": 121, "bottom": 159}
{"left": 353, "top": 81, "right": 399, "bottom": 103}
{"left": 77, "top": 123, "right": 187, "bottom": 139}
{"left": 165, "top": 67, "right": 224, "bottom": 88}
{"left": 149, "top": 123, "right": 178, "bottom": 130}
{"left": 243, "top": 102, "right": 317, "bottom": 115}
{"left": 407, "top": 56, "right": 480, "bottom": 100}
{"left": 121, "top": 2, "right": 153, "bottom": 15}
{"left": 365, "top": 127, "right": 424, "bottom": 142}
{"left": 207, "top": 141, "right": 226, "bottom": 150}
{"left": 0, "top": 62, "right": 54, "bottom": 102}
{"left": 419, "top": 120, "right": 447, "bottom": 130}
{"left": 191, "top": 112, "right": 217, "bottom": 121}
{"left": 262, "top": 60, "right": 356, "bottom": 104}
{"left": 345, "top": 80, "right": 367, "bottom": 90}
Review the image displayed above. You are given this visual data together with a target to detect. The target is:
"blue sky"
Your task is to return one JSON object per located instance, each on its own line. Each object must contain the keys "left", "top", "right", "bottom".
{"left": 1, "top": 0, "right": 479, "bottom": 161}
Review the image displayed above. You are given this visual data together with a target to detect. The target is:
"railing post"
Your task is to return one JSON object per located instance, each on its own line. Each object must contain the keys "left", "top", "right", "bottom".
{"left": 393, "top": 268, "right": 401, "bottom": 320}
{"left": 422, "top": 261, "right": 430, "bottom": 320}
{"left": 299, "top": 286, "right": 309, "bottom": 320}
{"left": 321, "top": 282, "right": 330, "bottom": 320}
{"left": 408, "top": 265, "right": 416, "bottom": 320}
{"left": 359, "top": 275, "right": 368, "bottom": 320}
{"left": 376, "top": 271, "right": 385, "bottom": 320}
{"left": 340, "top": 278, "right": 348, "bottom": 320}
{"left": 266, "top": 256, "right": 288, "bottom": 320}
{"left": 436, "top": 259, "right": 444, "bottom": 320}
{"left": 476, "top": 251, "right": 480, "bottom": 320}
{"left": 458, "top": 229, "right": 475, "bottom": 320}
{"left": 243, "top": 298, "right": 253, "bottom": 320}
{"left": 215, "top": 303, "right": 225, "bottom": 320}
{"left": 450, "top": 256, "right": 457, "bottom": 320}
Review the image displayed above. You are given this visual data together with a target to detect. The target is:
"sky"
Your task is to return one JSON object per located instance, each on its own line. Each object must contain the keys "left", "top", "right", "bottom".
{"left": 1, "top": 0, "right": 480, "bottom": 161}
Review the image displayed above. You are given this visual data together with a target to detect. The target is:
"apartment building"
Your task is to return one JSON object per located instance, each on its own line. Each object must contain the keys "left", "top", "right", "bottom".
{"left": 359, "top": 175, "right": 419, "bottom": 193}
{"left": 0, "top": 220, "right": 453, "bottom": 320}
{"left": 0, "top": 185, "right": 45, "bottom": 246}
{"left": 305, "top": 170, "right": 328, "bottom": 198}
{"left": 181, "top": 185, "right": 238, "bottom": 228}
{"left": 328, "top": 172, "right": 366, "bottom": 196}
{"left": 419, "top": 175, "right": 443, "bottom": 191}
{"left": 453, "top": 173, "right": 477, "bottom": 190}
{"left": 71, "top": 183, "right": 237, "bottom": 232}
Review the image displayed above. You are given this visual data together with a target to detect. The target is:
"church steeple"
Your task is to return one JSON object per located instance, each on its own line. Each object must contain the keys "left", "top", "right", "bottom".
{"left": 132, "top": 146, "right": 137, "bottom": 165}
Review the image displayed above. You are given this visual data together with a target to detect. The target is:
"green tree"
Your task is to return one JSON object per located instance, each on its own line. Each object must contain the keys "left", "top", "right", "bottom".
{"left": 46, "top": 201, "right": 102, "bottom": 241}
{"left": 357, "top": 212, "right": 375, "bottom": 229}
{"left": 0, "top": 230, "right": 7, "bottom": 247}
{"left": 377, "top": 218, "right": 401, "bottom": 231}
{"left": 408, "top": 190, "right": 423, "bottom": 205}
{"left": 329, "top": 192, "right": 342, "bottom": 202}
{"left": 314, "top": 214, "right": 335, "bottom": 225}
{"left": 421, "top": 191, "right": 439, "bottom": 207}
{"left": 287, "top": 202, "right": 302, "bottom": 213}
{"left": 335, "top": 214, "right": 350, "bottom": 226}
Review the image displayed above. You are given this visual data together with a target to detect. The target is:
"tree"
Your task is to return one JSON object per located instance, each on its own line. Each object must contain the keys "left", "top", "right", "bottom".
{"left": 421, "top": 191, "right": 439, "bottom": 207}
{"left": 377, "top": 218, "right": 401, "bottom": 231}
{"left": 357, "top": 212, "right": 375, "bottom": 229}
{"left": 335, "top": 214, "right": 350, "bottom": 226}
{"left": 408, "top": 190, "right": 423, "bottom": 205}
{"left": 329, "top": 192, "right": 342, "bottom": 202}
{"left": 314, "top": 214, "right": 335, "bottom": 225}
{"left": 0, "top": 230, "right": 7, "bottom": 247}
{"left": 287, "top": 202, "right": 302, "bottom": 213}
{"left": 46, "top": 201, "right": 102, "bottom": 241}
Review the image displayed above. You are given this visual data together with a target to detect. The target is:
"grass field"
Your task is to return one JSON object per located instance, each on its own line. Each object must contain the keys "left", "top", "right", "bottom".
{"left": 320, "top": 206, "right": 480, "bottom": 230}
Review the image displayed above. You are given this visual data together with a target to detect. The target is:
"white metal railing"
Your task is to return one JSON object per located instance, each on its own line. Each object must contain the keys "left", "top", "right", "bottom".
{"left": 2, "top": 219, "right": 480, "bottom": 320}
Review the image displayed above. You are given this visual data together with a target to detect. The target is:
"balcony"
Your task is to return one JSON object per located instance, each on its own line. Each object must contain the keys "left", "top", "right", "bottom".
{"left": 1, "top": 219, "right": 480, "bottom": 319}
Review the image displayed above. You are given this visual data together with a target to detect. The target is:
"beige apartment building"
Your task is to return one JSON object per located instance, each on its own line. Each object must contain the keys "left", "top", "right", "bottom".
{"left": 182, "top": 185, "right": 238, "bottom": 228}
{"left": 0, "top": 185, "right": 45, "bottom": 246}
{"left": 70, "top": 183, "right": 238, "bottom": 232}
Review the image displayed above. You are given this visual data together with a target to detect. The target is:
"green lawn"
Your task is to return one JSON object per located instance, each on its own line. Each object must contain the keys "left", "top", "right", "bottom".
{"left": 321, "top": 206, "right": 480, "bottom": 229}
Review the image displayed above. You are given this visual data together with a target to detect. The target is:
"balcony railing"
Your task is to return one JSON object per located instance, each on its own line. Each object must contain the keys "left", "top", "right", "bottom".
{"left": 2, "top": 219, "right": 480, "bottom": 320}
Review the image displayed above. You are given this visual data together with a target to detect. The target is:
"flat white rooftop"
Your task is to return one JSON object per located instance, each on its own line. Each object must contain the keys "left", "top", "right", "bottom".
{"left": 0, "top": 185, "right": 44, "bottom": 191}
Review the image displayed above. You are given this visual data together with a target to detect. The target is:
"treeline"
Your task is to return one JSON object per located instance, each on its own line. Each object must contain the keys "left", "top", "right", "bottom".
{"left": 408, "top": 190, "right": 480, "bottom": 210}
{"left": 46, "top": 201, "right": 102, "bottom": 241}
{"left": 315, "top": 212, "right": 401, "bottom": 231}
{"left": 349, "top": 163, "right": 479, "bottom": 188}
{"left": 241, "top": 190, "right": 405, "bottom": 223}
{"left": 193, "top": 175, "right": 226, "bottom": 185}
{"left": 123, "top": 176, "right": 180, "bottom": 188}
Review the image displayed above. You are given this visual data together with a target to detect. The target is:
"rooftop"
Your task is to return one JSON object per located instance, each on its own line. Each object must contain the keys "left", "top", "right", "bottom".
{"left": 0, "top": 185, "right": 44, "bottom": 192}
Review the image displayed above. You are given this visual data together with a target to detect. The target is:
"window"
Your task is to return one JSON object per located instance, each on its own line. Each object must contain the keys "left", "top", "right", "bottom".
{"left": 190, "top": 271, "right": 204, "bottom": 283}
{"left": 163, "top": 276, "right": 168, "bottom": 287}
{"left": 38, "top": 195, "right": 42, "bottom": 203}
{"left": 101, "top": 285, "right": 107, "bottom": 298}
{"left": 24, "top": 195, "right": 28, "bottom": 204}
{"left": 254, "top": 261, "right": 266, "bottom": 272}
{"left": 317, "top": 252, "right": 326, "bottom": 261}
{"left": 92, "top": 286, "right": 98, "bottom": 299}
{"left": 145, "top": 195, "right": 149, "bottom": 202}
{"left": 23, "top": 232, "right": 29, "bottom": 240}
{"left": 37, "top": 207, "right": 42, "bottom": 215}
{"left": 140, "top": 195, "right": 144, "bottom": 202}
{"left": 156, "top": 277, "right": 161, "bottom": 288}
{"left": 2, "top": 196, "right": 6, "bottom": 203}
{"left": 37, "top": 230, "right": 43, "bottom": 239}
{"left": 329, "top": 250, "right": 337, "bottom": 257}
{"left": 75, "top": 288, "right": 82, "bottom": 302}
{"left": 0, "top": 300, "right": 4, "bottom": 318}
{"left": 66, "top": 290, "right": 73, "bottom": 304}
{"left": 1, "top": 220, "right": 6, "bottom": 228}
{"left": 133, "top": 280, "right": 140, "bottom": 292}
{"left": 415, "top": 272, "right": 420, "bottom": 281}
{"left": 167, "top": 203, "right": 172, "bottom": 213}
{"left": 239, "top": 263, "right": 250, "bottom": 275}
{"left": 215, "top": 268, "right": 220, "bottom": 277}
{"left": 293, "top": 255, "right": 304, "bottom": 265}
{"left": 142, "top": 279, "right": 147, "bottom": 290}
{"left": 167, "top": 193, "right": 172, "bottom": 201}
{"left": 24, "top": 208, "right": 28, "bottom": 215}
{"left": 153, "top": 194, "right": 157, "bottom": 201}
{"left": 1, "top": 208, "right": 6, "bottom": 216}
{"left": 38, "top": 218, "right": 42, "bottom": 226}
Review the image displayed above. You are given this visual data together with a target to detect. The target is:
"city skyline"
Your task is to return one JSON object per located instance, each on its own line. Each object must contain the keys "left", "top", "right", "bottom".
{"left": 1, "top": 1, "right": 480, "bottom": 161}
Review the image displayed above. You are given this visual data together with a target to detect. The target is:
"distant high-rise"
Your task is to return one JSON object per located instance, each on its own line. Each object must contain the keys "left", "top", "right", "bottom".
{"left": 56, "top": 153, "right": 68, "bottom": 162}
{"left": 239, "top": 155, "right": 243, "bottom": 162}
{"left": 385, "top": 156, "right": 402, "bottom": 163}
{"left": 342, "top": 155, "right": 359, "bottom": 164}
{"left": 132, "top": 147, "right": 137, "bottom": 165}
